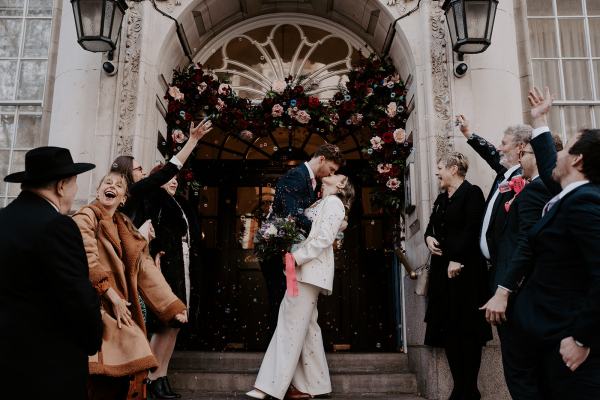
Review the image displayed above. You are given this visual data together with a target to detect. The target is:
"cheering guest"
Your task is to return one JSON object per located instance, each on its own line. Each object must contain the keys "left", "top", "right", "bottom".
{"left": 0, "top": 147, "right": 102, "bottom": 400}
{"left": 73, "top": 172, "right": 187, "bottom": 400}
{"left": 424, "top": 152, "right": 492, "bottom": 400}
{"left": 496, "top": 87, "right": 600, "bottom": 399}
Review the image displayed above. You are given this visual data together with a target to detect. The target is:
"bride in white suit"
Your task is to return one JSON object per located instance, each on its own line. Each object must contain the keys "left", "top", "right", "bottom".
{"left": 247, "top": 174, "right": 355, "bottom": 400}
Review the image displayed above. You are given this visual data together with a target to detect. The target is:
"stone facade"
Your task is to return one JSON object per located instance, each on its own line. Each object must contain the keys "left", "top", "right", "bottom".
{"left": 46, "top": 0, "right": 535, "bottom": 398}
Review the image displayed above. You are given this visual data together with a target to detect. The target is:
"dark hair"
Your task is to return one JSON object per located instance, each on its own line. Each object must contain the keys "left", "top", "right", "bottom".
{"left": 110, "top": 155, "right": 135, "bottom": 188}
{"left": 569, "top": 129, "right": 600, "bottom": 183}
{"left": 149, "top": 163, "right": 165, "bottom": 176}
{"left": 312, "top": 144, "right": 345, "bottom": 167}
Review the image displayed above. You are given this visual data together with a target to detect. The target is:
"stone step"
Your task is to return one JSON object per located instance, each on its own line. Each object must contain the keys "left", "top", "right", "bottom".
{"left": 169, "top": 371, "right": 418, "bottom": 394}
{"left": 176, "top": 391, "right": 426, "bottom": 400}
{"left": 170, "top": 352, "right": 409, "bottom": 373}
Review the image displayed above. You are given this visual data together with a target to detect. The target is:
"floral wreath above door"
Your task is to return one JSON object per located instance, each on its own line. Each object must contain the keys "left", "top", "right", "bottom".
{"left": 163, "top": 23, "right": 412, "bottom": 213}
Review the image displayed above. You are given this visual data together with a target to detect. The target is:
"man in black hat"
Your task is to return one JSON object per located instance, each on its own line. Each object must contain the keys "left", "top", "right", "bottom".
{"left": 0, "top": 146, "right": 103, "bottom": 399}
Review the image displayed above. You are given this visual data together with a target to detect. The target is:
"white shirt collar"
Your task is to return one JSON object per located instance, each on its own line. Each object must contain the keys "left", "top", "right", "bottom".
{"left": 304, "top": 161, "right": 315, "bottom": 181}
{"left": 43, "top": 197, "right": 60, "bottom": 212}
{"left": 531, "top": 175, "right": 540, "bottom": 182}
{"left": 557, "top": 180, "right": 590, "bottom": 200}
{"left": 504, "top": 164, "right": 521, "bottom": 180}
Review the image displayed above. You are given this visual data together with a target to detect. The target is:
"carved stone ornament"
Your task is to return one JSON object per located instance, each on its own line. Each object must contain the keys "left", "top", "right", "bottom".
{"left": 116, "top": 135, "right": 134, "bottom": 156}
{"left": 430, "top": 3, "right": 453, "bottom": 158}
{"left": 117, "top": 1, "right": 142, "bottom": 132}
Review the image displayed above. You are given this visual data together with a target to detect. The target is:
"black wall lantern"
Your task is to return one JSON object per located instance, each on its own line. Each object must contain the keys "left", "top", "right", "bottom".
{"left": 442, "top": 0, "right": 498, "bottom": 56}
{"left": 71, "top": 0, "right": 128, "bottom": 53}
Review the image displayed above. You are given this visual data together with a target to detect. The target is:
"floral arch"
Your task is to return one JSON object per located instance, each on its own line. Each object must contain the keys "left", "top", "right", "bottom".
{"left": 163, "top": 21, "right": 412, "bottom": 212}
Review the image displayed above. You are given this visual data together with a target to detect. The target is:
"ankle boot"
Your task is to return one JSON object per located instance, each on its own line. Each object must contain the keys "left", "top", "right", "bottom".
{"left": 163, "top": 376, "right": 181, "bottom": 398}
{"left": 147, "top": 377, "right": 177, "bottom": 399}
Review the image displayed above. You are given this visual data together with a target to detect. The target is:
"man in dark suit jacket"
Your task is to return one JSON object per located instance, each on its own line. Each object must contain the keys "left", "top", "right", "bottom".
{"left": 493, "top": 87, "right": 600, "bottom": 399}
{"left": 261, "top": 144, "right": 344, "bottom": 333}
{"left": 0, "top": 147, "right": 103, "bottom": 399}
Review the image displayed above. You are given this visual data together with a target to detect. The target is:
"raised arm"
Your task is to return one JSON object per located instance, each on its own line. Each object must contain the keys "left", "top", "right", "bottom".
{"left": 457, "top": 114, "right": 507, "bottom": 175}
{"left": 528, "top": 87, "right": 562, "bottom": 195}
{"left": 292, "top": 197, "right": 345, "bottom": 266}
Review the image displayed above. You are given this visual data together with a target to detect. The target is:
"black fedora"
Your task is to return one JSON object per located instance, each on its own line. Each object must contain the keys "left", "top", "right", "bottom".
{"left": 4, "top": 146, "right": 95, "bottom": 183}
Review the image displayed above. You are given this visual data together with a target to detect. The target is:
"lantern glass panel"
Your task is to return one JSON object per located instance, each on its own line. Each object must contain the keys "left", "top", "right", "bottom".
{"left": 487, "top": 1, "right": 497, "bottom": 38}
{"left": 457, "top": 42, "right": 487, "bottom": 53}
{"left": 465, "top": 1, "right": 489, "bottom": 39}
{"left": 447, "top": 5, "right": 458, "bottom": 46}
{"left": 454, "top": 1, "right": 467, "bottom": 41}
{"left": 79, "top": 0, "right": 103, "bottom": 38}
{"left": 101, "top": 0, "right": 114, "bottom": 38}
{"left": 111, "top": 4, "right": 124, "bottom": 42}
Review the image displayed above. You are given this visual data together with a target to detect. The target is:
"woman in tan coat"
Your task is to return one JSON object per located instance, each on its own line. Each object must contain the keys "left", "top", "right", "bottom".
{"left": 73, "top": 171, "right": 188, "bottom": 400}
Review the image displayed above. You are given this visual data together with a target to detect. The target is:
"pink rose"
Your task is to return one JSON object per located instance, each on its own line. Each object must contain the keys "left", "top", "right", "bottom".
{"left": 218, "top": 83, "right": 231, "bottom": 95}
{"left": 272, "top": 80, "right": 287, "bottom": 94}
{"left": 287, "top": 107, "right": 298, "bottom": 117}
{"left": 351, "top": 113, "right": 363, "bottom": 125}
{"left": 386, "top": 177, "right": 401, "bottom": 191}
{"left": 393, "top": 128, "right": 406, "bottom": 143}
{"left": 330, "top": 113, "right": 339, "bottom": 125}
{"left": 370, "top": 136, "right": 384, "bottom": 150}
{"left": 216, "top": 98, "right": 226, "bottom": 111}
{"left": 172, "top": 129, "right": 187, "bottom": 144}
{"left": 272, "top": 104, "right": 284, "bottom": 117}
{"left": 240, "top": 130, "right": 254, "bottom": 140}
{"left": 377, "top": 163, "right": 393, "bottom": 174}
{"left": 198, "top": 82, "right": 208, "bottom": 94}
{"left": 168, "top": 86, "right": 184, "bottom": 102}
{"left": 386, "top": 102, "right": 397, "bottom": 118}
{"left": 295, "top": 110, "right": 311, "bottom": 124}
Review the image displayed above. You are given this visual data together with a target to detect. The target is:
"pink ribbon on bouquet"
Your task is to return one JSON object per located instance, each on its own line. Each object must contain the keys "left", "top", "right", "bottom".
{"left": 285, "top": 252, "right": 299, "bottom": 297}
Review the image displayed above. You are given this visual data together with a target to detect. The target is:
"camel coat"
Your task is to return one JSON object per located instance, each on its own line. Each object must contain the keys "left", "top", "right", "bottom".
{"left": 73, "top": 202, "right": 186, "bottom": 377}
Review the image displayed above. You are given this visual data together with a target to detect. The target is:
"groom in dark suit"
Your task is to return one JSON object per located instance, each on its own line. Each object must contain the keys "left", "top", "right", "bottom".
{"left": 261, "top": 144, "right": 344, "bottom": 333}
{"left": 495, "top": 87, "right": 600, "bottom": 399}
{"left": 0, "top": 147, "right": 103, "bottom": 399}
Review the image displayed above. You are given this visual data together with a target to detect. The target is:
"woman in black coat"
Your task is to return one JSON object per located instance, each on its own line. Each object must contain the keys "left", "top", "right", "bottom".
{"left": 424, "top": 152, "right": 492, "bottom": 400}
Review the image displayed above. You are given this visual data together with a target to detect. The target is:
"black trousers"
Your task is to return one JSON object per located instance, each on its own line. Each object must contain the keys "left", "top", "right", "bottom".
{"left": 444, "top": 336, "right": 483, "bottom": 400}
{"left": 497, "top": 321, "right": 542, "bottom": 400}
{"left": 259, "top": 255, "right": 286, "bottom": 335}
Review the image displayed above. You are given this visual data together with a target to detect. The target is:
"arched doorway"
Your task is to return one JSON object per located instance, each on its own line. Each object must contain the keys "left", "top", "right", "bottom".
{"left": 170, "top": 18, "right": 405, "bottom": 352}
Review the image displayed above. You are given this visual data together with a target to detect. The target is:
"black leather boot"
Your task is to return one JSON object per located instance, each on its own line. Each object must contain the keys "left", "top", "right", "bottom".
{"left": 163, "top": 376, "right": 181, "bottom": 399}
{"left": 147, "top": 377, "right": 177, "bottom": 399}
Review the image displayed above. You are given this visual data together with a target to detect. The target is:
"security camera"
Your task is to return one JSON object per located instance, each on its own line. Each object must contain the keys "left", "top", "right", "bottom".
{"left": 454, "top": 62, "right": 468, "bottom": 78}
{"left": 102, "top": 61, "right": 117, "bottom": 76}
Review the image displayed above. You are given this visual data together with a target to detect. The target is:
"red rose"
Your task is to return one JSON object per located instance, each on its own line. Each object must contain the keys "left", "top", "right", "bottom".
{"left": 183, "top": 170, "right": 194, "bottom": 181}
{"left": 382, "top": 132, "right": 394, "bottom": 143}
{"left": 294, "top": 85, "right": 304, "bottom": 94}
{"left": 308, "top": 96, "right": 320, "bottom": 108}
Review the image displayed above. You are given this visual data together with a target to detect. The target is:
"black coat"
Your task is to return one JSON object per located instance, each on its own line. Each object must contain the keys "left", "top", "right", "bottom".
{"left": 424, "top": 181, "right": 493, "bottom": 347}
{"left": 0, "top": 191, "right": 102, "bottom": 399}
{"left": 123, "top": 161, "right": 180, "bottom": 228}
{"left": 271, "top": 163, "right": 317, "bottom": 233}
{"left": 494, "top": 177, "right": 552, "bottom": 288}
{"left": 502, "top": 131, "right": 600, "bottom": 349}
{"left": 148, "top": 190, "right": 200, "bottom": 307}
{"left": 468, "top": 134, "right": 522, "bottom": 287}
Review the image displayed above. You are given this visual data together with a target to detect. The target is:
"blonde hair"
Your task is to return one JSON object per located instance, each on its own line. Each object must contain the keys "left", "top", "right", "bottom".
{"left": 336, "top": 175, "right": 355, "bottom": 213}
{"left": 439, "top": 152, "right": 469, "bottom": 177}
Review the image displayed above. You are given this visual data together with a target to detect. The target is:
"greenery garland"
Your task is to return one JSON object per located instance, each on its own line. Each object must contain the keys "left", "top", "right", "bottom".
{"left": 164, "top": 55, "right": 412, "bottom": 213}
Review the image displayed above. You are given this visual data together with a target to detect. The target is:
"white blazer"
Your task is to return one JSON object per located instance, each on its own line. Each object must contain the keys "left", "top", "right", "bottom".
{"left": 292, "top": 195, "right": 346, "bottom": 295}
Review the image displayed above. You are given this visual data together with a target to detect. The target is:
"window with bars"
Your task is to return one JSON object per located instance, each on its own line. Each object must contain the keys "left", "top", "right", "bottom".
{"left": 526, "top": 0, "right": 600, "bottom": 141}
{"left": 0, "top": 0, "right": 52, "bottom": 206}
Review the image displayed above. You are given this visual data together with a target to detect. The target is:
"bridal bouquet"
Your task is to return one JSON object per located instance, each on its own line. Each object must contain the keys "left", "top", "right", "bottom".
{"left": 254, "top": 216, "right": 305, "bottom": 262}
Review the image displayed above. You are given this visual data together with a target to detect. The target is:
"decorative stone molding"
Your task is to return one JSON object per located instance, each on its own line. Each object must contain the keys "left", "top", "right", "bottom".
{"left": 386, "top": 0, "right": 408, "bottom": 12}
{"left": 116, "top": 134, "right": 134, "bottom": 155}
{"left": 117, "top": 2, "right": 142, "bottom": 132}
{"left": 429, "top": 3, "right": 453, "bottom": 158}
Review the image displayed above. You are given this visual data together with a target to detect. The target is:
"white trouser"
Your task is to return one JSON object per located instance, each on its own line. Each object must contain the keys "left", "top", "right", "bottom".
{"left": 254, "top": 281, "right": 331, "bottom": 400}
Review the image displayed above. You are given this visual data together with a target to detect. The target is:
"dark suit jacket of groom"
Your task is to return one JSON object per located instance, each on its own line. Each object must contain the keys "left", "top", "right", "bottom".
{"left": 501, "top": 131, "right": 600, "bottom": 350}
{"left": 0, "top": 191, "right": 103, "bottom": 399}
{"left": 467, "top": 134, "right": 523, "bottom": 287}
{"left": 271, "top": 163, "right": 318, "bottom": 234}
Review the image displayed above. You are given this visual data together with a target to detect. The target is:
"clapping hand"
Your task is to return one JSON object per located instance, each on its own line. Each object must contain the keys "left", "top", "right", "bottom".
{"left": 174, "top": 310, "right": 188, "bottom": 324}
{"left": 189, "top": 118, "right": 213, "bottom": 142}
{"left": 528, "top": 87, "right": 553, "bottom": 127}
{"left": 560, "top": 336, "right": 590, "bottom": 372}
{"left": 426, "top": 236, "right": 442, "bottom": 256}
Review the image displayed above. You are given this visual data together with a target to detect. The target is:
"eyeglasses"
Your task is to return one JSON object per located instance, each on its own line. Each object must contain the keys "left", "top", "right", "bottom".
{"left": 519, "top": 150, "right": 534, "bottom": 157}
{"left": 132, "top": 166, "right": 143, "bottom": 172}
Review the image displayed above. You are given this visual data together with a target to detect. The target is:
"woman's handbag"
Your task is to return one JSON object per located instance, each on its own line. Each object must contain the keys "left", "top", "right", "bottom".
{"left": 414, "top": 254, "right": 431, "bottom": 296}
